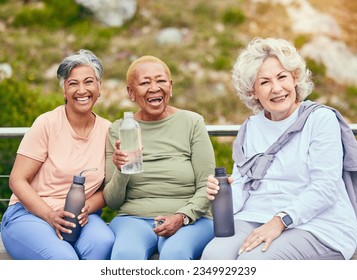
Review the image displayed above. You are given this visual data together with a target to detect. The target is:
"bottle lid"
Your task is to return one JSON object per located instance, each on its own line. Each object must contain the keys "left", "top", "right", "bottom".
{"left": 124, "top": 112, "right": 133, "bottom": 118}
{"left": 73, "top": 175, "right": 85, "bottom": 185}
{"left": 215, "top": 167, "right": 227, "bottom": 177}
{"left": 72, "top": 168, "right": 98, "bottom": 185}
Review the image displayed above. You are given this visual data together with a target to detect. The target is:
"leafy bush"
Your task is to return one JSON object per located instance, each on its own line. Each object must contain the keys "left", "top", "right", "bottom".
{"left": 12, "top": 0, "right": 93, "bottom": 29}
{"left": 294, "top": 34, "right": 310, "bottom": 48}
{"left": 0, "top": 78, "right": 62, "bottom": 219}
{"left": 222, "top": 8, "right": 245, "bottom": 25}
{"left": 306, "top": 58, "right": 326, "bottom": 76}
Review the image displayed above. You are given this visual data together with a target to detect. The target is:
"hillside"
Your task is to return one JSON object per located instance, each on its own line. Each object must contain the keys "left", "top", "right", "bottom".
{"left": 0, "top": 0, "right": 356, "bottom": 125}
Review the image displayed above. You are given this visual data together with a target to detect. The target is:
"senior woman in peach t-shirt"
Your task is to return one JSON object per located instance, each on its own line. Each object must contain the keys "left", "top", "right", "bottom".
{"left": 1, "top": 49, "right": 114, "bottom": 260}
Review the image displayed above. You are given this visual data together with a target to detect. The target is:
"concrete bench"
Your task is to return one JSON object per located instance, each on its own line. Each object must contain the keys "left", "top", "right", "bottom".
{"left": 0, "top": 233, "right": 12, "bottom": 260}
{"left": 1, "top": 229, "right": 356, "bottom": 260}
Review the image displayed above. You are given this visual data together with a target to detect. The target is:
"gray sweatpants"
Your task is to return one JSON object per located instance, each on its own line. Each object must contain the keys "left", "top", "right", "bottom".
{"left": 201, "top": 220, "right": 344, "bottom": 260}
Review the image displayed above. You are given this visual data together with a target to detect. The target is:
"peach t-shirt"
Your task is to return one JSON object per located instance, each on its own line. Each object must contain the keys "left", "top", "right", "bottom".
{"left": 9, "top": 105, "right": 111, "bottom": 211}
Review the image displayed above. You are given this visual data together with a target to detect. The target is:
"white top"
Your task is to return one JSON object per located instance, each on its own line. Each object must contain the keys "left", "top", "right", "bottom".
{"left": 231, "top": 105, "right": 357, "bottom": 259}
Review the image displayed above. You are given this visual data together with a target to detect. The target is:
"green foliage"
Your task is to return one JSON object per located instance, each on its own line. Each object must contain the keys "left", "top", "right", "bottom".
{"left": 306, "top": 58, "right": 326, "bottom": 88}
{"left": 222, "top": 8, "right": 245, "bottom": 25}
{"left": 307, "top": 90, "right": 320, "bottom": 101}
{"left": 212, "top": 55, "right": 229, "bottom": 70}
{"left": 192, "top": 2, "right": 217, "bottom": 20}
{"left": 211, "top": 138, "right": 234, "bottom": 175}
{"left": 0, "top": 79, "right": 55, "bottom": 126}
{"left": 12, "top": 0, "right": 93, "bottom": 29}
{"left": 0, "top": 78, "right": 62, "bottom": 219}
{"left": 346, "top": 86, "right": 357, "bottom": 99}
{"left": 211, "top": 33, "right": 243, "bottom": 71}
{"left": 101, "top": 207, "right": 117, "bottom": 223}
{"left": 294, "top": 34, "right": 310, "bottom": 48}
{"left": 71, "top": 25, "right": 123, "bottom": 54}
{"left": 345, "top": 86, "right": 357, "bottom": 115}
{"left": 306, "top": 58, "right": 326, "bottom": 76}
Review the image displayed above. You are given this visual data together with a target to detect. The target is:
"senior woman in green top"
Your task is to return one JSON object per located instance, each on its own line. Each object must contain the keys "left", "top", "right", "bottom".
{"left": 104, "top": 55, "right": 215, "bottom": 260}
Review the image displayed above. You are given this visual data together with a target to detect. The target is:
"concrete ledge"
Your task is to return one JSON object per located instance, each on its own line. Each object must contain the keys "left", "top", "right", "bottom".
{"left": 0, "top": 233, "right": 12, "bottom": 260}
{"left": 352, "top": 249, "right": 357, "bottom": 260}
{"left": 1, "top": 231, "right": 356, "bottom": 260}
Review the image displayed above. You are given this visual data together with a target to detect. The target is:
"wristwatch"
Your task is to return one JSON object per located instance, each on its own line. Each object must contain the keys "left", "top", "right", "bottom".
{"left": 177, "top": 213, "right": 190, "bottom": 226}
{"left": 275, "top": 212, "right": 293, "bottom": 228}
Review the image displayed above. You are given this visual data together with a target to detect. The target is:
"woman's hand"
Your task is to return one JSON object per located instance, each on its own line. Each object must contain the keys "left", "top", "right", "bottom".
{"left": 78, "top": 204, "right": 89, "bottom": 227}
{"left": 206, "top": 174, "right": 233, "bottom": 200}
{"left": 46, "top": 209, "right": 77, "bottom": 240}
{"left": 113, "top": 140, "right": 128, "bottom": 170}
{"left": 206, "top": 175, "right": 219, "bottom": 200}
{"left": 47, "top": 204, "right": 89, "bottom": 240}
{"left": 153, "top": 214, "right": 183, "bottom": 238}
{"left": 238, "top": 216, "right": 285, "bottom": 255}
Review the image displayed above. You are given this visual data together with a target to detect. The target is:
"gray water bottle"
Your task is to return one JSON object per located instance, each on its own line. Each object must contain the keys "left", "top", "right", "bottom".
{"left": 62, "top": 168, "right": 96, "bottom": 245}
{"left": 212, "top": 167, "right": 235, "bottom": 237}
{"left": 119, "top": 112, "right": 143, "bottom": 174}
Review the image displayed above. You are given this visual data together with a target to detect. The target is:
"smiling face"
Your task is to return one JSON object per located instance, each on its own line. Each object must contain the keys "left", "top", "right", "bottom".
{"left": 253, "top": 56, "right": 299, "bottom": 121}
{"left": 63, "top": 65, "right": 100, "bottom": 115}
{"left": 127, "top": 61, "right": 173, "bottom": 121}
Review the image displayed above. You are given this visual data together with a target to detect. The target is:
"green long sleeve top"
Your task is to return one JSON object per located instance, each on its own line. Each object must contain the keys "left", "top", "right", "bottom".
{"left": 103, "top": 110, "right": 215, "bottom": 222}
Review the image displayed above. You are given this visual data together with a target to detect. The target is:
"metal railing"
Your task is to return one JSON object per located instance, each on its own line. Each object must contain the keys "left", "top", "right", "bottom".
{"left": 2, "top": 124, "right": 357, "bottom": 138}
{"left": 0, "top": 125, "right": 237, "bottom": 203}
{"left": 1, "top": 124, "right": 357, "bottom": 203}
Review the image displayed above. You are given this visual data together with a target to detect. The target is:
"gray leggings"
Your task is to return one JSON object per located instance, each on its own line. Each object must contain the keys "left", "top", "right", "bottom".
{"left": 201, "top": 220, "right": 344, "bottom": 260}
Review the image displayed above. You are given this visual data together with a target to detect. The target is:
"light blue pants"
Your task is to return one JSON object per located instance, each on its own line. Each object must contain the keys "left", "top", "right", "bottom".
{"left": 1, "top": 203, "right": 115, "bottom": 260}
{"left": 109, "top": 215, "right": 214, "bottom": 260}
{"left": 201, "top": 219, "right": 344, "bottom": 260}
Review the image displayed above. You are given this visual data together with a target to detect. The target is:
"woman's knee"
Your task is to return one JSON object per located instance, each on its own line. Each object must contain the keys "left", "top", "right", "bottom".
{"left": 111, "top": 247, "right": 151, "bottom": 260}
{"left": 110, "top": 236, "right": 156, "bottom": 260}
{"left": 159, "top": 245, "right": 194, "bottom": 260}
{"left": 201, "top": 238, "right": 240, "bottom": 260}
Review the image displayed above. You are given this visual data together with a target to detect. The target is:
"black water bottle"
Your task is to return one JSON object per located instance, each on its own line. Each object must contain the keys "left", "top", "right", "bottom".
{"left": 212, "top": 167, "right": 235, "bottom": 237}
{"left": 62, "top": 174, "right": 85, "bottom": 245}
{"left": 62, "top": 168, "right": 96, "bottom": 245}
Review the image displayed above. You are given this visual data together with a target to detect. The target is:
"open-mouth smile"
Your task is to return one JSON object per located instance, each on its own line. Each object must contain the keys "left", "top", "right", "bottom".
{"left": 147, "top": 96, "right": 163, "bottom": 104}
{"left": 270, "top": 94, "right": 288, "bottom": 102}
{"left": 75, "top": 96, "right": 91, "bottom": 104}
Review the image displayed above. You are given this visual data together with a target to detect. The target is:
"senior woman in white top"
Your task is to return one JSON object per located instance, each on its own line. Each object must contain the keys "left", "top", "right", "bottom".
{"left": 202, "top": 37, "right": 357, "bottom": 260}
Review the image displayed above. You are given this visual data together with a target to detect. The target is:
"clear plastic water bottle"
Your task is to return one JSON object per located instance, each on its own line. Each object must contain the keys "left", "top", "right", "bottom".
{"left": 212, "top": 167, "right": 235, "bottom": 237}
{"left": 119, "top": 112, "right": 143, "bottom": 174}
{"left": 62, "top": 168, "right": 96, "bottom": 245}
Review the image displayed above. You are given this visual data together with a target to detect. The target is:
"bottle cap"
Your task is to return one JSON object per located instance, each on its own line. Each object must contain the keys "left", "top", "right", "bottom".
{"left": 215, "top": 167, "right": 227, "bottom": 177}
{"left": 73, "top": 175, "right": 85, "bottom": 185}
{"left": 124, "top": 112, "right": 133, "bottom": 118}
{"left": 73, "top": 168, "right": 98, "bottom": 185}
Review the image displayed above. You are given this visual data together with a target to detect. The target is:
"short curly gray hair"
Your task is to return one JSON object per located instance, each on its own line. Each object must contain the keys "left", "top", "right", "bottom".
{"left": 232, "top": 37, "right": 313, "bottom": 114}
{"left": 57, "top": 49, "right": 103, "bottom": 90}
